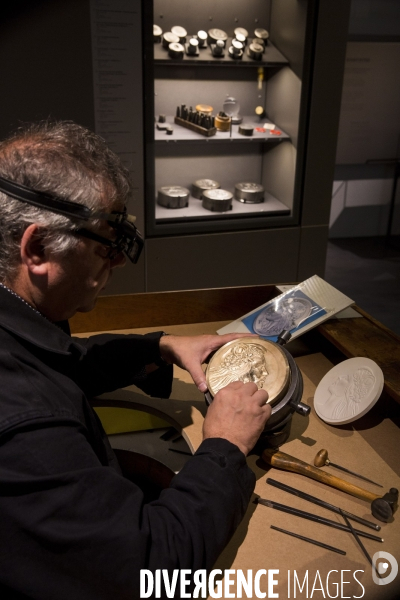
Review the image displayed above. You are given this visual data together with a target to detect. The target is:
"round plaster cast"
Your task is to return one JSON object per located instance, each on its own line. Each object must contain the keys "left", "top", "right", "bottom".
{"left": 314, "top": 357, "right": 384, "bottom": 425}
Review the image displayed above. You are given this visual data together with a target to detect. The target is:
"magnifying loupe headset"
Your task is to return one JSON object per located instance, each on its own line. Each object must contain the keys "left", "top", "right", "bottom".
{"left": 0, "top": 175, "right": 144, "bottom": 264}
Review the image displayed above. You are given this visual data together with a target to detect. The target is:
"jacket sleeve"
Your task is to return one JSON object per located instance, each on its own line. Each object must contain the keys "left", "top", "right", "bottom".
{"left": 73, "top": 331, "right": 173, "bottom": 398}
{"left": 0, "top": 422, "right": 255, "bottom": 600}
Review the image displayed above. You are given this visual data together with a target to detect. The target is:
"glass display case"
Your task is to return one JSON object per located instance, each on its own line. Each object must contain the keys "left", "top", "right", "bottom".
{"left": 145, "top": 0, "right": 306, "bottom": 236}
{"left": 142, "top": 0, "right": 350, "bottom": 291}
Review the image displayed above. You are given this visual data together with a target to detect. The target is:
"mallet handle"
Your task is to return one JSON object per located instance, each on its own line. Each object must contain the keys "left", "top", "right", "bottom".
{"left": 262, "top": 449, "right": 379, "bottom": 504}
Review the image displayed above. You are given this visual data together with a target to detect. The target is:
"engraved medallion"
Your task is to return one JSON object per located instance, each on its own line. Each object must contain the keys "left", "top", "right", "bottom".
{"left": 206, "top": 337, "right": 290, "bottom": 405}
{"left": 314, "top": 357, "right": 384, "bottom": 425}
{"left": 253, "top": 297, "right": 312, "bottom": 336}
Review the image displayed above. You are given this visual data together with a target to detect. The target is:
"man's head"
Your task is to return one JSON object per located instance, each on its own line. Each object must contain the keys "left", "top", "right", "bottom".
{"left": 0, "top": 120, "right": 135, "bottom": 320}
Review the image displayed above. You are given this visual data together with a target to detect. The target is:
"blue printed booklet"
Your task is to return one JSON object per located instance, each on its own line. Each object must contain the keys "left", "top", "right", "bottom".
{"left": 217, "top": 275, "right": 354, "bottom": 342}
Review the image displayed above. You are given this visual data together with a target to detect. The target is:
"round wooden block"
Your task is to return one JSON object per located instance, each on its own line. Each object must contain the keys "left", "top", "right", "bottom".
{"left": 314, "top": 357, "right": 384, "bottom": 425}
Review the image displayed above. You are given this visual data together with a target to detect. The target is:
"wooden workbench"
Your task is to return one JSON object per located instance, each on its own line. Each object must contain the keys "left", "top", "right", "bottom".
{"left": 71, "top": 285, "right": 400, "bottom": 600}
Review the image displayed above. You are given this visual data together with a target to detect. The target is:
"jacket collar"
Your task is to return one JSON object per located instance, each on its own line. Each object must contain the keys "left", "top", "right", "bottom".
{"left": 0, "top": 284, "right": 86, "bottom": 357}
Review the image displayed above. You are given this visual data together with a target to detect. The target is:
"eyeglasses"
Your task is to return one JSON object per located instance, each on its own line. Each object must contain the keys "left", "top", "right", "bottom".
{"left": 73, "top": 227, "right": 126, "bottom": 261}
{"left": 73, "top": 211, "right": 144, "bottom": 264}
{"left": 0, "top": 176, "right": 144, "bottom": 264}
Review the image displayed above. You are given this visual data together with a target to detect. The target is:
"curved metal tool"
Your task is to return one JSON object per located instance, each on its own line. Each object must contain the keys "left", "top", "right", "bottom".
{"left": 314, "top": 449, "right": 383, "bottom": 488}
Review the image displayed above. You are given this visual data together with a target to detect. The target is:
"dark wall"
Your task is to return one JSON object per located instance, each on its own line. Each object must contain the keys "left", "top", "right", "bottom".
{"left": 0, "top": 0, "right": 94, "bottom": 139}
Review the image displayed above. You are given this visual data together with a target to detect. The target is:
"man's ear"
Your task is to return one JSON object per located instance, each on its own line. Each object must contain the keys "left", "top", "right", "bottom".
{"left": 20, "top": 223, "right": 50, "bottom": 276}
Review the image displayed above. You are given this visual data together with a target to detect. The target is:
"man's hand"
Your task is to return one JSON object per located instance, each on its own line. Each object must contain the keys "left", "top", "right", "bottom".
{"left": 203, "top": 381, "right": 271, "bottom": 455}
{"left": 159, "top": 333, "right": 258, "bottom": 392}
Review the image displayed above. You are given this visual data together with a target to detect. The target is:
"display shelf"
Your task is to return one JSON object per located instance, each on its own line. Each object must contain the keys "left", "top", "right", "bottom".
{"left": 154, "top": 39, "right": 289, "bottom": 67}
{"left": 155, "top": 191, "right": 290, "bottom": 222}
{"left": 154, "top": 116, "right": 290, "bottom": 143}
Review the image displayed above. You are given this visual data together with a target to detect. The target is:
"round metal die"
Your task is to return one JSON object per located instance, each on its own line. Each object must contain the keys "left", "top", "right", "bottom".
{"left": 238, "top": 125, "right": 254, "bottom": 137}
{"left": 248, "top": 42, "right": 264, "bottom": 60}
{"left": 252, "top": 37, "right": 265, "bottom": 50}
{"left": 171, "top": 25, "right": 187, "bottom": 42}
{"left": 234, "top": 182, "right": 265, "bottom": 203}
{"left": 235, "top": 33, "right": 246, "bottom": 45}
{"left": 197, "top": 30, "right": 208, "bottom": 47}
{"left": 157, "top": 186, "right": 190, "bottom": 209}
{"left": 153, "top": 24, "right": 163, "bottom": 42}
{"left": 234, "top": 27, "right": 249, "bottom": 40}
{"left": 192, "top": 179, "right": 220, "bottom": 199}
{"left": 254, "top": 28, "right": 270, "bottom": 41}
{"left": 188, "top": 38, "right": 199, "bottom": 50}
{"left": 206, "top": 337, "right": 290, "bottom": 405}
{"left": 162, "top": 32, "right": 180, "bottom": 48}
{"left": 202, "top": 189, "right": 232, "bottom": 212}
{"left": 208, "top": 28, "right": 228, "bottom": 45}
{"left": 168, "top": 42, "right": 185, "bottom": 58}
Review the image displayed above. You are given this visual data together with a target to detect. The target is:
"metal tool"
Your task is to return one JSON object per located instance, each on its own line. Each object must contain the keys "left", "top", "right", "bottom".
{"left": 262, "top": 449, "right": 399, "bottom": 522}
{"left": 270, "top": 525, "right": 346, "bottom": 555}
{"left": 339, "top": 509, "right": 381, "bottom": 578}
{"left": 257, "top": 498, "right": 384, "bottom": 542}
{"left": 314, "top": 449, "right": 383, "bottom": 488}
{"left": 266, "top": 478, "right": 381, "bottom": 531}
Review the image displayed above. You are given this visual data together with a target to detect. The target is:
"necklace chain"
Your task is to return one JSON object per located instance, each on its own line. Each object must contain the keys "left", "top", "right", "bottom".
{"left": 0, "top": 282, "right": 46, "bottom": 319}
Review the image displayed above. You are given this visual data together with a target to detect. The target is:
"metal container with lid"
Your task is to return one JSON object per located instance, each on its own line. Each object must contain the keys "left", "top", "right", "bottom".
{"left": 205, "top": 337, "right": 308, "bottom": 448}
{"left": 157, "top": 186, "right": 190, "bottom": 209}
{"left": 215, "top": 113, "right": 231, "bottom": 131}
{"left": 202, "top": 188, "right": 232, "bottom": 212}
{"left": 238, "top": 125, "right": 254, "bottom": 137}
{"left": 192, "top": 179, "right": 220, "bottom": 199}
{"left": 234, "top": 182, "right": 265, "bottom": 203}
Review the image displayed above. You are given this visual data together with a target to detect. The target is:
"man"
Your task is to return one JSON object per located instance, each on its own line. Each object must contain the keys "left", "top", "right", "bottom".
{"left": 0, "top": 121, "right": 271, "bottom": 599}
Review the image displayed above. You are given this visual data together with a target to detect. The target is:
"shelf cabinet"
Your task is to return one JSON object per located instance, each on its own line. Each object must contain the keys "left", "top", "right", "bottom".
{"left": 142, "top": 0, "right": 351, "bottom": 291}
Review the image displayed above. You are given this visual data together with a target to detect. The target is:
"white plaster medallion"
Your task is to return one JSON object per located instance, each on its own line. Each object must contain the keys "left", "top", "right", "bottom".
{"left": 314, "top": 357, "right": 384, "bottom": 425}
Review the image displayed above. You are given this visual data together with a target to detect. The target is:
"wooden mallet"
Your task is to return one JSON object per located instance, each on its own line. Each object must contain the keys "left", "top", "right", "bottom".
{"left": 262, "top": 449, "right": 398, "bottom": 523}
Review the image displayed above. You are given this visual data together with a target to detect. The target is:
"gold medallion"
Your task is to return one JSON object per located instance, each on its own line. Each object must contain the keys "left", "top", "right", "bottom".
{"left": 206, "top": 337, "right": 290, "bottom": 405}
